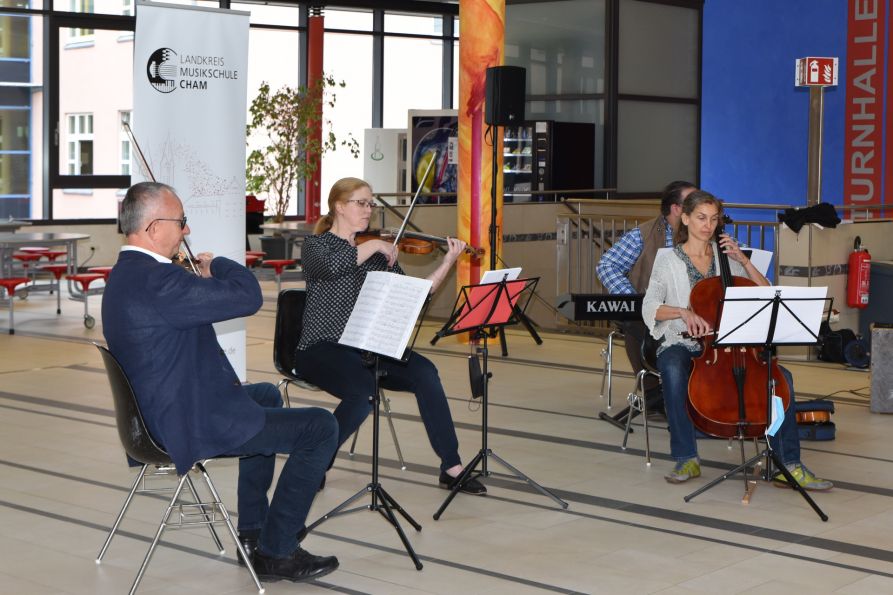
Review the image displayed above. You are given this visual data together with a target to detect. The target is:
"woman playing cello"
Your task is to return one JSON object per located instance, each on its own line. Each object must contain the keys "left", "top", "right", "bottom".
{"left": 294, "top": 177, "right": 486, "bottom": 494}
{"left": 642, "top": 191, "right": 832, "bottom": 490}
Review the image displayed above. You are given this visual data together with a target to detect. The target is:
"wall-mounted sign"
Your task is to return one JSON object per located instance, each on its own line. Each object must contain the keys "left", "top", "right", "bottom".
{"left": 795, "top": 57, "right": 839, "bottom": 87}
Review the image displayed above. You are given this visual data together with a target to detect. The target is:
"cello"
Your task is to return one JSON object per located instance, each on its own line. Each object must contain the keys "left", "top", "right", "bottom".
{"left": 686, "top": 217, "right": 791, "bottom": 439}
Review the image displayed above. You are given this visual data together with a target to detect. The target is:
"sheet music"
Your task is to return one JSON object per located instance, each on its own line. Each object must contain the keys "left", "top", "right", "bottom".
{"left": 479, "top": 267, "right": 522, "bottom": 284}
{"left": 339, "top": 271, "right": 433, "bottom": 359}
{"left": 716, "top": 286, "right": 828, "bottom": 345}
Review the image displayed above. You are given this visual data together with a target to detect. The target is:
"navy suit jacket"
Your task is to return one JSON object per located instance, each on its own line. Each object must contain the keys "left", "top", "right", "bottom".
{"left": 101, "top": 250, "right": 266, "bottom": 474}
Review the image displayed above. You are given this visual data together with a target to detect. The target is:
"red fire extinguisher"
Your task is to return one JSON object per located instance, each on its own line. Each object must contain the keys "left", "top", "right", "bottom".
{"left": 847, "top": 236, "right": 871, "bottom": 309}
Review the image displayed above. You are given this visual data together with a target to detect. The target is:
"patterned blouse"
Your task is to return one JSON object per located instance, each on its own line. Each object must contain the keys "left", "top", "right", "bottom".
{"left": 297, "top": 231, "right": 403, "bottom": 351}
{"left": 674, "top": 244, "right": 715, "bottom": 288}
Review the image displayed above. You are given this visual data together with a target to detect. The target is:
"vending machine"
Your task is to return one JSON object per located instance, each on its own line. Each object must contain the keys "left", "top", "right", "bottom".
{"left": 502, "top": 121, "right": 595, "bottom": 202}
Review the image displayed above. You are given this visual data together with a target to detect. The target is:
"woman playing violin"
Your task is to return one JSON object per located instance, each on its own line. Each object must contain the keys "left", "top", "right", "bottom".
{"left": 642, "top": 191, "right": 831, "bottom": 490}
{"left": 294, "top": 177, "right": 485, "bottom": 494}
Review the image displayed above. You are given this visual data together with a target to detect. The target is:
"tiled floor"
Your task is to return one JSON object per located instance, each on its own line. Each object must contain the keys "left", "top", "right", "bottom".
{"left": 1, "top": 278, "right": 891, "bottom": 594}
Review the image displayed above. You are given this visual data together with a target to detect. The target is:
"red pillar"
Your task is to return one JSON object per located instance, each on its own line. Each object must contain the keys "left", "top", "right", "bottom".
{"left": 305, "top": 7, "right": 324, "bottom": 222}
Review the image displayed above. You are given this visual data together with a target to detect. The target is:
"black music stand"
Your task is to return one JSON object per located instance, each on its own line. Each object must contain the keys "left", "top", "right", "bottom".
{"left": 305, "top": 284, "right": 431, "bottom": 570}
{"left": 682, "top": 287, "right": 831, "bottom": 522}
{"left": 433, "top": 277, "right": 568, "bottom": 520}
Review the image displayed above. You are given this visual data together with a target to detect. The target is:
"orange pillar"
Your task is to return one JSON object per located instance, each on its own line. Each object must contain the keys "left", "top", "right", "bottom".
{"left": 305, "top": 7, "right": 324, "bottom": 222}
{"left": 457, "top": 0, "right": 504, "bottom": 294}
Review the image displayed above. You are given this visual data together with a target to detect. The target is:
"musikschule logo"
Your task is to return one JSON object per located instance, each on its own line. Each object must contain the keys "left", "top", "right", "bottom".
{"left": 147, "top": 48, "right": 178, "bottom": 94}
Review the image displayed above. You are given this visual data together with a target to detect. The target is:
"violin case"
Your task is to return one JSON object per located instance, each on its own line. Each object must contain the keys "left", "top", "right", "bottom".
{"left": 795, "top": 400, "right": 836, "bottom": 441}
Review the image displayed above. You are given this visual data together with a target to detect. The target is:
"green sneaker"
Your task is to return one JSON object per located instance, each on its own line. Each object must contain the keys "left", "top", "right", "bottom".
{"left": 665, "top": 458, "right": 701, "bottom": 484}
{"left": 773, "top": 463, "right": 833, "bottom": 491}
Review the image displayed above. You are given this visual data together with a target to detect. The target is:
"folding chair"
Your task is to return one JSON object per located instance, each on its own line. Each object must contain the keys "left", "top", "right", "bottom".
{"left": 93, "top": 344, "right": 263, "bottom": 594}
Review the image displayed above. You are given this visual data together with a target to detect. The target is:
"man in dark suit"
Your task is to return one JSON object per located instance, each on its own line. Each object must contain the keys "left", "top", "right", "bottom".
{"left": 102, "top": 181, "right": 341, "bottom": 583}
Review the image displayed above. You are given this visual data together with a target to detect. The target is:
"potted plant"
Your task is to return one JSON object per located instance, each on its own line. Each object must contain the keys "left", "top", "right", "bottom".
{"left": 246, "top": 75, "right": 358, "bottom": 258}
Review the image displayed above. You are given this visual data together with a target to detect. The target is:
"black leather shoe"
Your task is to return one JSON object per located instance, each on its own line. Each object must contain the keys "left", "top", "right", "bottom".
{"left": 252, "top": 547, "right": 339, "bottom": 583}
{"left": 439, "top": 471, "right": 487, "bottom": 495}
{"left": 237, "top": 533, "right": 258, "bottom": 566}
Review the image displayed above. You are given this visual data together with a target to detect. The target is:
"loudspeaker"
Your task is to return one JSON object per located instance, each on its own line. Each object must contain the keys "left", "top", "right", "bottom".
{"left": 485, "top": 66, "right": 526, "bottom": 126}
{"left": 870, "top": 323, "right": 893, "bottom": 413}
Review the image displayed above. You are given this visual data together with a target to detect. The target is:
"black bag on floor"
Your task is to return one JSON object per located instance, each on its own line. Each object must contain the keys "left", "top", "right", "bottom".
{"left": 816, "top": 322, "right": 857, "bottom": 364}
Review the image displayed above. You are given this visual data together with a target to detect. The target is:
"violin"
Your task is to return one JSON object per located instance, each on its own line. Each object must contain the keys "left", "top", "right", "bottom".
{"left": 355, "top": 228, "right": 485, "bottom": 256}
{"left": 796, "top": 410, "right": 831, "bottom": 424}
{"left": 686, "top": 216, "right": 791, "bottom": 439}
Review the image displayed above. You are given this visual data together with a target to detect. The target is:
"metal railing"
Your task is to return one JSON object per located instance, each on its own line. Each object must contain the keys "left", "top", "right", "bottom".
{"left": 555, "top": 198, "right": 818, "bottom": 332}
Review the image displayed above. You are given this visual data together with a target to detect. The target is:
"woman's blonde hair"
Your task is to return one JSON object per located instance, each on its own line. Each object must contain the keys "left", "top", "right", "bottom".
{"left": 674, "top": 190, "right": 724, "bottom": 245}
{"left": 314, "top": 177, "right": 373, "bottom": 234}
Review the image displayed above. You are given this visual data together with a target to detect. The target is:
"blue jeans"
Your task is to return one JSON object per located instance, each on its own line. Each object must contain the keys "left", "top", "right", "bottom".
{"left": 225, "top": 382, "right": 337, "bottom": 559}
{"left": 657, "top": 345, "right": 800, "bottom": 465}
{"left": 294, "top": 341, "right": 462, "bottom": 472}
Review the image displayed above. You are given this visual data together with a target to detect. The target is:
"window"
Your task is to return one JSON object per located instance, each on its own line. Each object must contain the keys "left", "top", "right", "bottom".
{"left": 66, "top": 113, "right": 93, "bottom": 175}
{"left": 69, "top": 0, "right": 94, "bottom": 38}
{"left": 322, "top": 31, "right": 372, "bottom": 199}
{"left": 119, "top": 111, "right": 131, "bottom": 175}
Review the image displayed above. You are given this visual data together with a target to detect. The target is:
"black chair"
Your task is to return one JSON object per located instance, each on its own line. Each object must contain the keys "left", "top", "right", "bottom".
{"left": 94, "top": 344, "right": 263, "bottom": 595}
{"left": 621, "top": 334, "right": 664, "bottom": 465}
{"left": 274, "top": 288, "right": 405, "bottom": 468}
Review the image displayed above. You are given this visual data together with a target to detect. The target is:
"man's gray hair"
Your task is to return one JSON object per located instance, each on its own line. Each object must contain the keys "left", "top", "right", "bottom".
{"left": 120, "top": 182, "right": 177, "bottom": 235}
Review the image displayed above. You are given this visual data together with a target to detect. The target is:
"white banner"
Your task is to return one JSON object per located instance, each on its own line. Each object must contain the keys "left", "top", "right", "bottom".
{"left": 134, "top": 1, "right": 250, "bottom": 379}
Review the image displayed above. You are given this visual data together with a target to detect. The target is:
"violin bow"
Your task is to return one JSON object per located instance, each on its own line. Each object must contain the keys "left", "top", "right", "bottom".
{"left": 390, "top": 149, "right": 438, "bottom": 250}
{"left": 123, "top": 122, "right": 201, "bottom": 276}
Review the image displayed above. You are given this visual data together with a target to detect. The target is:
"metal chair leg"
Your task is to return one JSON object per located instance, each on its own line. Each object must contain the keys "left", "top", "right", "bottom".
{"left": 184, "top": 474, "right": 224, "bottom": 554}
{"left": 622, "top": 369, "right": 656, "bottom": 466}
{"left": 348, "top": 391, "right": 405, "bottom": 469}
{"left": 381, "top": 393, "right": 406, "bottom": 470}
{"left": 599, "top": 330, "right": 617, "bottom": 409}
{"left": 195, "top": 462, "right": 264, "bottom": 593}
{"left": 96, "top": 464, "right": 148, "bottom": 563}
{"left": 276, "top": 378, "right": 292, "bottom": 408}
{"left": 129, "top": 473, "right": 189, "bottom": 595}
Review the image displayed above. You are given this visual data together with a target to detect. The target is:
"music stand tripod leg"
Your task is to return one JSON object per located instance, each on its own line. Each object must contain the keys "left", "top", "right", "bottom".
{"left": 305, "top": 356, "right": 424, "bottom": 568}
{"left": 433, "top": 450, "right": 484, "bottom": 520}
{"left": 486, "top": 451, "right": 568, "bottom": 509}
{"left": 434, "top": 326, "right": 567, "bottom": 520}
{"left": 765, "top": 448, "right": 828, "bottom": 522}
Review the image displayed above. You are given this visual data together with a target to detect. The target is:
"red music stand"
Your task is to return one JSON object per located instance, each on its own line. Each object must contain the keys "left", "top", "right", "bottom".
{"left": 433, "top": 277, "right": 568, "bottom": 520}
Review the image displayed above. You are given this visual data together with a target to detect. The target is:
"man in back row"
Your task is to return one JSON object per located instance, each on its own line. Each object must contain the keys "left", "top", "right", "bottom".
{"left": 596, "top": 180, "right": 697, "bottom": 391}
{"left": 102, "top": 181, "right": 339, "bottom": 583}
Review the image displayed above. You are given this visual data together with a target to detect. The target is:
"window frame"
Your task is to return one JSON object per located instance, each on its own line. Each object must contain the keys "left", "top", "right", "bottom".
{"left": 47, "top": 11, "right": 132, "bottom": 220}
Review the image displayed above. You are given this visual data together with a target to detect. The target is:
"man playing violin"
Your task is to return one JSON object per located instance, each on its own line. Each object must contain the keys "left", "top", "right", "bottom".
{"left": 102, "top": 181, "right": 340, "bottom": 583}
{"left": 294, "top": 177, "right": 486, "bottom": 495}
{"left": 642, "top": 190, "right": 832, "bottom": 490}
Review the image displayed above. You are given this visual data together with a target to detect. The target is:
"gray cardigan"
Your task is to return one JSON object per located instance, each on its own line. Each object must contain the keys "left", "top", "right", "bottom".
{"left": 642, "top": 244, "right": 746, "bottom": 352}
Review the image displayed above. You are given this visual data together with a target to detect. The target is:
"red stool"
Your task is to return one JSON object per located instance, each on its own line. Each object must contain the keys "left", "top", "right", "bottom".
{"left": 39, "top": 264, "right": 69, "bottom": 314}
{"left": 246, "top": 250, "right": 266, "bottom": 259}
{"left": 0, "top": 277, "right": 30, "bottom": 334}
{"left": 245, "top": 254, "right": 260, "bottom": 268}
{"left": 88, "top": 266, "right": 113, "bottom": 282}
{"left": 19, "top": 247, "right": 49, "bottom": 254}
{"left": 66, "top": 273, "right": 104, "bottom": 329}
{"left": 43, "top": 250, "right": 68, "bottom": 262}
{"left": 262, "top": 259, "right": 295, "bottom": 295}
{"left": 12, "top": 252, "right": 42, "bottom": 282}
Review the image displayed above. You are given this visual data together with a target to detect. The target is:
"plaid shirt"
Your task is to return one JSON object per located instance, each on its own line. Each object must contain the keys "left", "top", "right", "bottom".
{"left": 596, "top": 218, "right": 674, "bottom": 294}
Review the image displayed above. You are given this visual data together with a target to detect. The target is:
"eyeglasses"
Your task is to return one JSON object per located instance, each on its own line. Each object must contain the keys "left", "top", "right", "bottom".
{"left": 347, "top": 199, "right": 376, "bottom": 209}
{"left": 145, "top": 216, "right": 188, "bottom": 232}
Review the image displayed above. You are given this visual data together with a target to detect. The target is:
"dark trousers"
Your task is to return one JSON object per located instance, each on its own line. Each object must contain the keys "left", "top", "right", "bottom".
{"left": 657, "top": 345, "right": 801, "bottom": 465}
{"left": 294, "top": 341, "right": 462, "bottom": 472}
{"left": 225, "top": 382, "right": 337, "bottom": 558}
